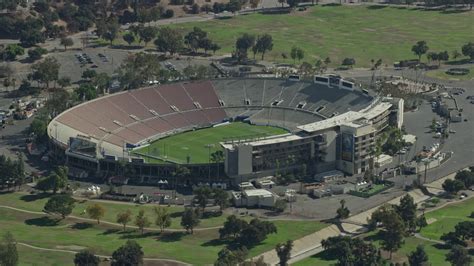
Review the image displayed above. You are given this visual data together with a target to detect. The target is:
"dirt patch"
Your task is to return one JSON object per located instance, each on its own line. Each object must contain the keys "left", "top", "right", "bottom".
{"left": 426, "top": 218, "right": 437, "bottom": 224}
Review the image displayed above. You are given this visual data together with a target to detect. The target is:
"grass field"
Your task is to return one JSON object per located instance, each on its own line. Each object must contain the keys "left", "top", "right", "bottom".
{"left": 133, "top": 122, "right": 288, "bottom": 164}
{"left": 426, "top": 67, "right": 474, "bottom": 81}
{"left": 420, "top": 197, "right": 474, "bottom": 240}
{"left": 171, "top": 6, "right": 474, "bottom": 67}
{"left": 295, "top": 198, "right": 474, "bottom": 265}
{"left": 0, "top": 208, "right": 326, "bottom": 265}
{"left": 0, "top": 192, "right": 230, "bottom": 230}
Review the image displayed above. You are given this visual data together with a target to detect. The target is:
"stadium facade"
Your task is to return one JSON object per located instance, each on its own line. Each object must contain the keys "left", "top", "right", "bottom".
{"left": 48, "top": 75, "right": 403, "bottom": 184}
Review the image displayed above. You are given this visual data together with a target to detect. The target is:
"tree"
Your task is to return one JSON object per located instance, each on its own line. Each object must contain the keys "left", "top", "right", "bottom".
{"left": 86, "top": 203, "right": 106, "bottom": 224}
{"left": 116, "top": 52, "right": 162, "bottom": 90}
{"left": 98, "top": 17, "right": 120, "bottom": 46}
{"left": 27, "top": 47, "right": 47, "bottom": 61}
{"left": 138, "top": 26, "right": 156, "bottom": 47}
{"left": 154, "top": 206, "right": 172, "bottom": 233}
{"left": 290, "top": 47, "right": 304, "bottom": 64}
{"left": 135, "top": 209, "right": 151, "bottom": 235}
{"left": 235, "top": 33, "right": 256, "bottom": 62}
{"left": 454, "top": 170, "right": 474, "bottom": 188}
{"left": 19, "top": 28, "right": 46, "bottom": 47}
{"left": 44, "top": 194, "right": 75, "bottom": 219}
{"left": 438, "top": 51, "right": 449, "bottom": 66}
{"left": 184, "top": 27, "right": 207, "bottom": 54}
{"left": 30, "top": 57, "right": 60, "bottom": 89}
{"left": 91, "top": 72, "right": 110, "bottom": 94}
{"left": 154, "top": 27, "right": 183, "bottom": 55}
{"left": 408, "top": 245, "right": 429, "bottom": 266}
{"left": 193, "top": 186, "right": 213, "bottom": 211}
{"left": 74, "top": 250, "right": 100, "bottom": 266}
{"left": 111, "top": 240, "right": 144, "bottom": 266}
{"left": 416, "top": 215, "right": 428, "bottom": 231}
{"left": 58, "top": 77, "right": 71, "bottom": 89}
{"left": 227, "top": 0, "right": 242, "bottom": 13}
{"left": 461, "top": 42, "right": 474, "bottom": 60}
{"left": 239, "top": 219, "right": 277, "bottom": 247}
{"left": 287, "top": 0, "right": 301, "bottom": 8}
{"left": 275, "top": 240, "right": 293, "bottom": 266}
{"left": 381, "top": 210, "right": 405, "bottom": 259}
{"left": 75, "top": 84, "right": 97, "bottom": 101}
{"left": 412, "top": 41, "right": 429, "bottom": 62}
{"left": 122, "top": 32, "right": 135, "bottom": 46}
{"left": 0, "top": 232, "right": 18, "bottom": 266}
{"left": 442, "top": 179, "right": 465, "bottom": 195}
{"left": 336, "top": 199, "right": 350, "bottom": 219}
{"left": 278, "top": 0, "right": 286, "bottom": 7}
{"left": 274, "top": 199, "right": 287, "bottom": 213}
{"left": 219, "top": 215, "right": 247, "bottom": 239}
{"left": 116, "top": 210, "right": 132, "bottom": 231}
{"left": 254, "top": 34, "right": 273, "bottom": 60}
{"left": 181, "top": 208, "right": 200, "bottom": 234}
{"left": 82, "top": 69, "right": 97, "bottom": 80}
{"left": 1, "top": 44, "right": 24, "bottom": 61}
{"left": 214, "top": 247, "right": 248, "bottom": 266}
{"left": 38, "top": 166, "right": 69, "bottom": 194}
{"left": 213, "top": 188, "right": 229, "bottom": 211}
{"left": 342, "top": 58, "right": 356, "bottom": 68}
{"left": 446, "top": 245, "right": 471, "bottom": 266}
{"left": 210, "top": 150, "right": 224, "bottom": 179}
{"left": 321, "top": 236, "right": 381, "bottom": 266}
{"left": 396, "top": 194, "right": 418, "bottom": 231}
{"left": 60, "top": 37, "right": 74, "bottom": 51}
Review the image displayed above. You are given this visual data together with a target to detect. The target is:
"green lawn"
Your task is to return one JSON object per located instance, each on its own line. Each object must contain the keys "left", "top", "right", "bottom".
{"left": 426, "top": 66, "right": 474, "bottom": 81}
{"left": 0, "top": 192, "right": 228, "bottom": 229}
{"left": 0, "top": 208, "right": 325, "bottom": 265}
{"left": 420, "top": 197, "right": 474, "bottom": 240}
{"left": 170, "top": 6, "right": 473, "bottom": 67}
{"left": 17, "top": 244, "right": 76, "bottom": 266}
{"left": 133, "top": 122, "right": 287, "bottom": 164}
{"left": 294, "top": 198, "right": 474, "bottom": 265}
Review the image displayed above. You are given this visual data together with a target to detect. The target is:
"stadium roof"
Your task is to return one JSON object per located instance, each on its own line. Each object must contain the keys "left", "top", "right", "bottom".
{"left": 298, "top": 101, "right": 392, "bottom": 133}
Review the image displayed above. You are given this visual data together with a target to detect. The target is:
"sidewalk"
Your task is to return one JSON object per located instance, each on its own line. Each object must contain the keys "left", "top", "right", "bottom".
{"left": 254, "top": 186, "right": 435, "bottom": 265}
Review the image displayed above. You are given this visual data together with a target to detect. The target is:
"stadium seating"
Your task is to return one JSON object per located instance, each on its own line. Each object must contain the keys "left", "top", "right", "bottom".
{"left": 52, "top": 78, "right": 373, "bottom": 152}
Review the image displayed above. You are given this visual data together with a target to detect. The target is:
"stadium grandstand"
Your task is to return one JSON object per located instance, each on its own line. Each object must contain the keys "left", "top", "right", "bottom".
{"left": 48, "top": 75, "right": 403, "bottom": 184}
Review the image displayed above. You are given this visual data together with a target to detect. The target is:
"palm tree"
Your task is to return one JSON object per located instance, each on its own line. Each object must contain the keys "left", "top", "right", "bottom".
{"left": 172, "top": 165, "right": 190, "bottom": 199}
{"left": 210, "top": 150, "right": 224, "bottom": 180}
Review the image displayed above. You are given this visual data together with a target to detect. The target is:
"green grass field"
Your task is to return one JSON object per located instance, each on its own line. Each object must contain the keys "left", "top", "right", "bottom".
{"left": 420, "top": 197, "right": 474, "bottom": 240}
{"left": 171, "top": 6, "right": 473, "bottom": 67}
{"left": 133, "top": 122, "right": 288, "bottom": 164}
{"left": 295, "top": 198, "right": 474, "bottom": 266}
{"left": 426, "top": 67, "right": 474, "bottom": 81}
{"left": 0, "top": 192, "right": 229, "bottom": 229}
{"left": 0, "top": 208, "right": 326, "bottom": 265}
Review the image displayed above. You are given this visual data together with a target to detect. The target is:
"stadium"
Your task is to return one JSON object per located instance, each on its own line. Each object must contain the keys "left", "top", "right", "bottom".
{"left": 47, "top": 75, "right": 403, "bottom": 185}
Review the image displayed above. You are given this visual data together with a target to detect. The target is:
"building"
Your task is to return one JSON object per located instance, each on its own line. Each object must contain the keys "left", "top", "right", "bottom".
{"left": 232, "top": 189, "right": 278, "bottom": 208}
{"left": 222, "top": 98, "right": 403, "bottom": 178}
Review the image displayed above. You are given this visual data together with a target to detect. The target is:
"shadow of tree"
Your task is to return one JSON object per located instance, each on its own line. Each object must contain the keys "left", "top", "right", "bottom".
{"left": 366, "top": 5, "right": 387, "bottom": 10}
{"left": 363, "top": 231, "right": 384, "bottom": 242}
{"left": 20, "top": 193, "right": 51, "bottom": 202}
{"left": 170, "top": 211, "right": 184, "bottom": 219}
{"left": 24, "top": 216, "right": 60, "bottom": 227}
{"left": 157, "top": 232, "right": 186, "bottom": 242}
{"left": 71, "top": 222, "right": 93, "bottom": 230}
{"left": 120, "top": 231, "right": 161, "bottom": 240}
{"left": 201, "top": 238, "right": 230, "bottom": 247}
{"left": 101, "top": 228, "right": 121, "bottom": 235}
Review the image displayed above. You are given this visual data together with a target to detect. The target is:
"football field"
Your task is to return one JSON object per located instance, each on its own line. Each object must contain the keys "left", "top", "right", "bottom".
{"left": 133, "top": 122, "right": 288, "bottom": 164}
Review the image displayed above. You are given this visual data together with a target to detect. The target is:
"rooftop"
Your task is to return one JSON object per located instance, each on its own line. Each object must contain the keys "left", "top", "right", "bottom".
{"left": 244, "top": 189, "right": 274, "bottom": 197}
{"left": 297, "top": 101, "right": 392, "bottom": 133}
